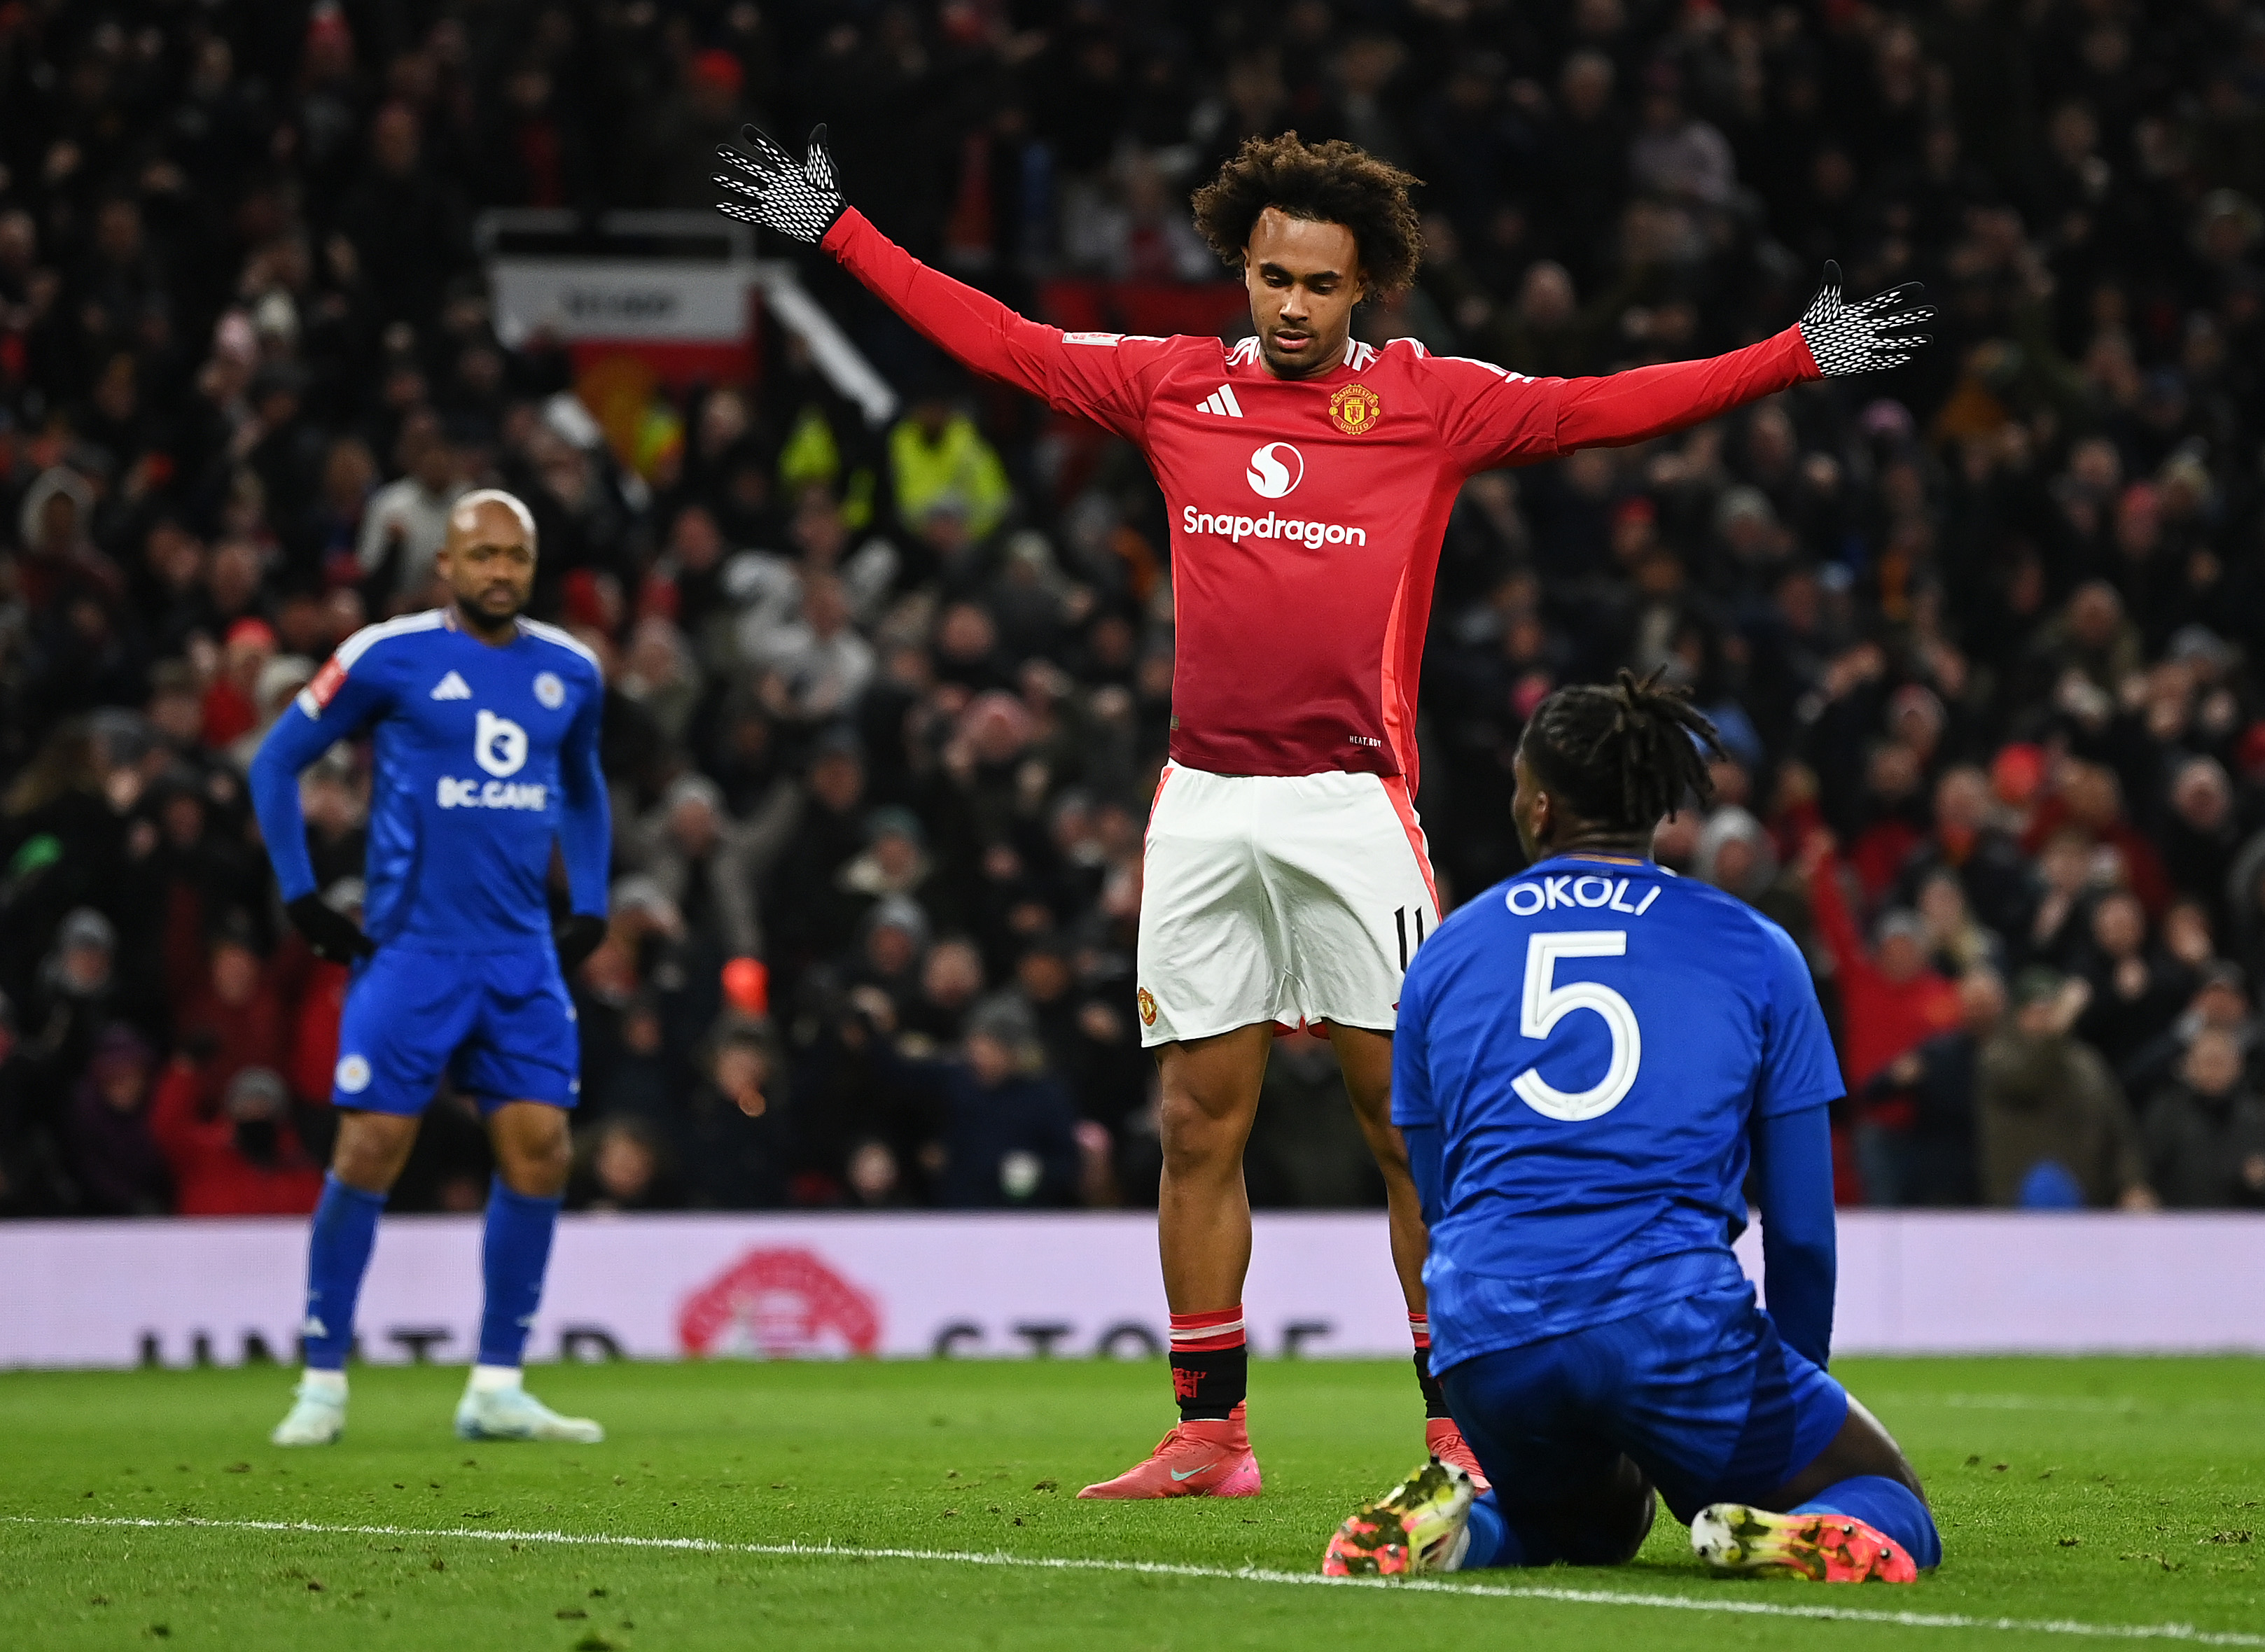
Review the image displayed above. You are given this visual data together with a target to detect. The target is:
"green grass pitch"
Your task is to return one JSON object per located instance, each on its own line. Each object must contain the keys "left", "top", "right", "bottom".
{"left": 1, "top": 1356, "right": 2259, "bottom": 1650}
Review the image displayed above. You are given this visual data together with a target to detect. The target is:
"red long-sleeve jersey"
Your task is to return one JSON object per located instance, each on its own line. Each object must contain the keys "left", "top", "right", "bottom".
{"left": 825, "top": 209, "right": 1822, "bottom": 786}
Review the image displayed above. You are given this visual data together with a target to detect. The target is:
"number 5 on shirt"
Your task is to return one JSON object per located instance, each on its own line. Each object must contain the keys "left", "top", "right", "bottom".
{"left": 1512, "top": 932, "right": 1641, "bottom": 1121}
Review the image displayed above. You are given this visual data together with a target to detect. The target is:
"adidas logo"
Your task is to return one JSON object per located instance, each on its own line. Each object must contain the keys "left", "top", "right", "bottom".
{"left": 1196, "top": 384, "right": 1245, "bottom": 418}
{"left": 431, "top": 671, "right": 471, "bottom": 700}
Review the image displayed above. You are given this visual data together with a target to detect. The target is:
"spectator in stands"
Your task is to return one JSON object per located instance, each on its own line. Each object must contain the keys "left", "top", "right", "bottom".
{"left": 356, "top": 415, "right": 465, "bottom": 606}
{"left": 1977, "top": 969, "right": 2154, "bottom": 1210}
{"left": 175, "top": 922, "right": 290, "bottom": 1091}
{"left": 1799, "top": 837, "right": 1964, "bottom": 1093}
{"left": 634, "top": 774, "right": 769, "bottom": 965}
{"left": 568, "top": 1114, "right": 681, "bottom": 1213}
{"left": 667, "top": 1020, "right": 790, "bottom": 1210}
{"left": 888, "top": 386, "right": 1012, "bottom": 548}
{"left": 6, "top": 0, "right": 2265, "bottom": 1220}
{"left": 2124, "top": 962, "right": 2257, "bottom": 1100}
{"left": 900, "top": 1000, "right": 1081, "bottom": 1210}
{"left": 898, "top": 935, "right": 985, "bottom": 1053}
{"left": 1857, "top": 970, "right": 2004, "bottom": 1208}
{"left": 64, "top": 1025, "right": 169, "bottom": 1217}
{"left": 148, "top": 1063, "right": 324, "bottom": 1217}
{"left": 2142, "top": 1028, "right": 2265, "bottom": 1209}
{"left": 23, "top": 909, "right": 124, "bottom": 1123}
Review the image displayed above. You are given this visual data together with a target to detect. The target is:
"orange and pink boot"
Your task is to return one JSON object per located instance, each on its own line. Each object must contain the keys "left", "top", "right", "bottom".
{"left": 1425, "top": 1418, "right": 1490, "bottom": 1492}
{"left": 1078, "top": 1401, "right": 1262, "bottom": 1499}
{"left": 1690, "top": 1503, "right": 1920, "bottom": 1582}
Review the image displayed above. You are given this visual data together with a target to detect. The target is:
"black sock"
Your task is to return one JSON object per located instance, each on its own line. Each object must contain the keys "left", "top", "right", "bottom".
{"left": 1414, "top": 1348, "right": 1450, "bottom": 1420}
{"left": 1171, "top": 1346, "right": 1247, "bottom": 1421}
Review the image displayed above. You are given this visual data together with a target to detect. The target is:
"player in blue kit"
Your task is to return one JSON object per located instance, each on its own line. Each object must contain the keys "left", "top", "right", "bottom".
{"left": 1323, "top": 670, "right": 1939, "bottom": 1583}
{"left": 249, "top": 489, "right": 612, "bottom": 1447}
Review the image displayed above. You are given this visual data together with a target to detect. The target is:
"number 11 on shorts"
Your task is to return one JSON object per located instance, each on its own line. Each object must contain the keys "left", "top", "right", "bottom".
{"left": 1395, "top": 905, "right": 1429, "bottom": 970}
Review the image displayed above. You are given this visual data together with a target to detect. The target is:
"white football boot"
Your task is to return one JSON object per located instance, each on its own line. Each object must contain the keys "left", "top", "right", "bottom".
{"left": 270, "top": 1377, "right": 347, "bottom": 1446}
{"left": 453, "top": 1373, "right": 604, "bottom": 1443}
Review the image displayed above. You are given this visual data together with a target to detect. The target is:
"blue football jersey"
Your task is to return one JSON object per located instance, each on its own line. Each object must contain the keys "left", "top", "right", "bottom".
{"left": 251, "top": 609, "right": 610, "bottom": 950}
{"left": 1393, "top": 852, "right": 1842, "bottom": 1360}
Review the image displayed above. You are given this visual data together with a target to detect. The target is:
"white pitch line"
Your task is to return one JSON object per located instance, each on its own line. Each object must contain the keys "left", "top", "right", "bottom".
{"left": 1870, "top": 1394, "right": 2265, "bottom": 1418}
{"left": 13, "top": 1516, "right": 2263, "bottom": 1646}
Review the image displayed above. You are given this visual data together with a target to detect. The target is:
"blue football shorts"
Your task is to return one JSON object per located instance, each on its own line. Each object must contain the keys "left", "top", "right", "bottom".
{"left": 1439, "top": 1281, "right": 1851, "bottom": 1527}
{"left": 329, "top": 944, "right": 579, "bottom": 1114}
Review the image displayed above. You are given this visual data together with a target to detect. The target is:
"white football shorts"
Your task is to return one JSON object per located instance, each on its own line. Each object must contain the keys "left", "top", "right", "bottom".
{"left": 1134, "top": 762, "right": 1442, "bottom": 1048}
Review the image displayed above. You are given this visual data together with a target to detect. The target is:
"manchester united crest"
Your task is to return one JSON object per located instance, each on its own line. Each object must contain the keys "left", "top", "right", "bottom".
{"left": 1137, "top": 987, "right": 1158, "bottom": 1028}
{"left": 1328, "top": 382, "right": 1382, "bottom": 435}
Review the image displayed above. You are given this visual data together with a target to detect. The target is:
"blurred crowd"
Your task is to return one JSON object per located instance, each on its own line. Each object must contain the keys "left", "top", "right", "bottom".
{"left": 4, "top": 0, "right": 2265, "bottom": 1219}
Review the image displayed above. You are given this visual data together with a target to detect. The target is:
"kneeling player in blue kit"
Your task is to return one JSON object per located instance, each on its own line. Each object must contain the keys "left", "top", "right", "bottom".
{"left": 250, "top": 489, "right": 611, "bottom": 1447}
{"left": 1323, "top": 671, "right": 1939, "bottom": 1583}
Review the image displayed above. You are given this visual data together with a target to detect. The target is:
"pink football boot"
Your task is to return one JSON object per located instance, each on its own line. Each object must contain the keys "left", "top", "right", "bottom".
{"left": 1692, "top": 1504, "right": 1921, "bottom": 1582}
{"left": 1077, "top": 1402, "right": 1262, "bottom": 1499}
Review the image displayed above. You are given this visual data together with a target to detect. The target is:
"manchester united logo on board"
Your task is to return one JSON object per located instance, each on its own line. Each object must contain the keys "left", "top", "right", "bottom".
{"left": 1329, "top": 382, "right": 1382, "bottom": 435}
{"left": 1137, "top": 987, "right": 1158, "bottom": 1028}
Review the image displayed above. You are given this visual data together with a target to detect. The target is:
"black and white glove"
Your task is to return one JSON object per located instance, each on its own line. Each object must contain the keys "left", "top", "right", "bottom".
{"left": 713, "top": 122, "right": 844, "bottom": 245}
{"left": 1797, "top": 260, "right": 1935, "bottom": 377}
{"left": 286, "top": 892, "right": 375, "bottom": 965}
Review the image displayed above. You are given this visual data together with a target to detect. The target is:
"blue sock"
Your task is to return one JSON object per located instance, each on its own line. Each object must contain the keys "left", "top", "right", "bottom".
{"left": 302, "top": 1174, "right": 386, "bottom": 1371}
{"left": 1463, "top": 1492, "right": 1508, "bottom": 1568}
{"left": 478, "top": 1177, "right": 562, "bottom": 1369}
{"left": 1797, "top": 1474, "right": 1942, "bottom": 1569}
{"left": 1461, "top": 1491, "right": 1543, "bottom": 1569}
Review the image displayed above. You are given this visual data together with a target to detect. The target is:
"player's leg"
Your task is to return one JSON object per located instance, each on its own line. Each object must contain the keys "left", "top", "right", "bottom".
{"left": 1325, "top": 1329, "right": 1651, "bottom": 1574}
{"left": 451, "top": 947, "right": 601, "bottom": 1443}
{"left": 476, "top": 1098, "right": 572, "bottom": 1377}
{"left": 274, "top": 950, "right": 466, "bottom": 1446}
{"left": 1082, "top": 766, "right": 1279, "bottom": 1498}
{"left": 1266, "top": 771, "right": 1474, "bottom": 1467}
{"left": 1326, "top": 1021, "right": 1484, "bottom": 1483}
{"left": 1443, "top": 1338, "right": 1656, "bottom": 1569}
{"left": 1080, "top": 1022, "right": 1272, "bottom": 1498}
{"left": 1692, "top": 1391, "right": 1939, "bottom": 1581}
{"left": 1156, "top": 1023, "right": 1274, "bottom": 1315}
{"left": 1604, "top": 1283, "right": 1938, "bottom": 1581}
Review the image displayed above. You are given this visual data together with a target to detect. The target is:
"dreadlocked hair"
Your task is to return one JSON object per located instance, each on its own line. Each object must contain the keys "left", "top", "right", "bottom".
{"left": 1190, "top": 132, "right": 1423, "bottom": 295}
{"left": 1522, "top": 668, "right": 1727, "bottom": 833}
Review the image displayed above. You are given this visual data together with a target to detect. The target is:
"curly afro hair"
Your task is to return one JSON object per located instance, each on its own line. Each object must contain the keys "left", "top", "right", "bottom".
{"left": 1190, "top": 132, "right": 1423, "bottom": 297}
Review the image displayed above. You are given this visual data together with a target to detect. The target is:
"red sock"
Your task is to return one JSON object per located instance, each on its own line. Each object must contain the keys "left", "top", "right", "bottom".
{"left": 1169, "top": 1306, "right": 1246, "bottom": 1421}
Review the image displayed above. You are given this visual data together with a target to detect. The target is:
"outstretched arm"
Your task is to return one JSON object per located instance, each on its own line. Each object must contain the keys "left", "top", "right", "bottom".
{"left": 716, "top": 125, "right": 1163, "bottom": 437}
{"left": 1560, "top": 260, "right": 1932, "bottom": 449}
{"left": 1552, "top": 328, "right": 1818, "bottom": 451}
{"left": 1442, "top": 261, "right": 1933, "bottom": 469}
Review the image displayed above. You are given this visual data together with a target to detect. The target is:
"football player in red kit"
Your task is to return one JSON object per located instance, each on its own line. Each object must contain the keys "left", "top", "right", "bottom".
{"left": 713, "top": 127, "right": 1929, "bottom": 1499}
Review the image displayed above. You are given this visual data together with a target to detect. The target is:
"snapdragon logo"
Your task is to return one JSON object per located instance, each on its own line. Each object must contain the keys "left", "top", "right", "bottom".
{"left": 1183, "top": 505, "right": 1367, "bottom": 549}
{"left": 1246, "top": 441, "right": 1304, "bottom": 498}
